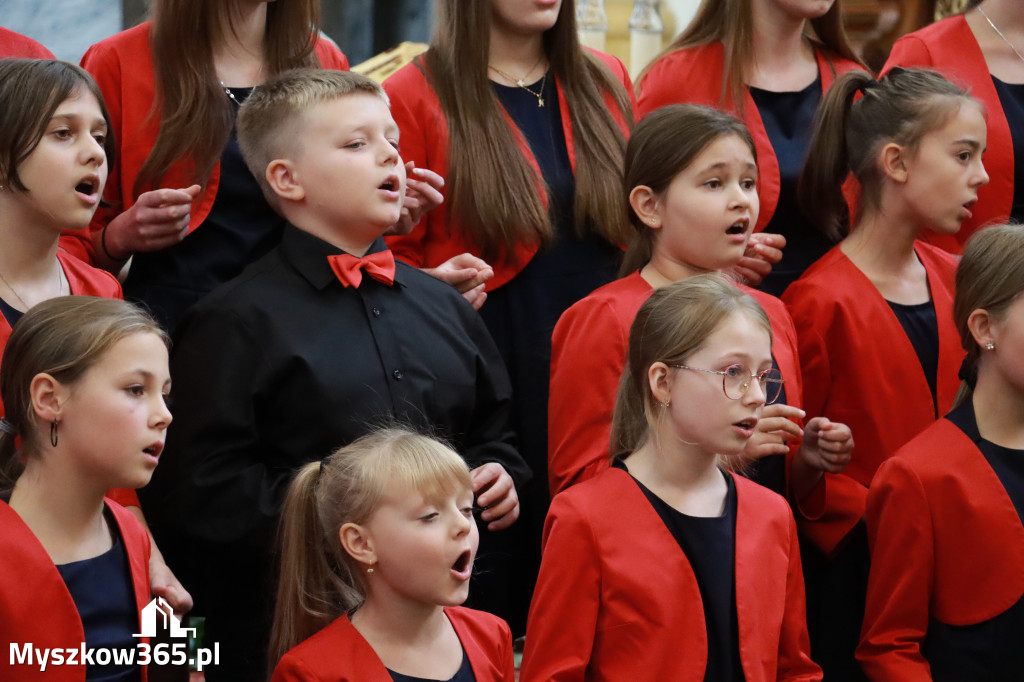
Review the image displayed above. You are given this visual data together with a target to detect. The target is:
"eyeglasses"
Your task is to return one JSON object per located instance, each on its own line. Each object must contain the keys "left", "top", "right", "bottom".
{"left": 669, "top": 363, "right": 784, "bottom": 405}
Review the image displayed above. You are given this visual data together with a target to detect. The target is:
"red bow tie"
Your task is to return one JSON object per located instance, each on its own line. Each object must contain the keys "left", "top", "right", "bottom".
{"left": 327, "top": 251, "right": 396, "bottom": 288}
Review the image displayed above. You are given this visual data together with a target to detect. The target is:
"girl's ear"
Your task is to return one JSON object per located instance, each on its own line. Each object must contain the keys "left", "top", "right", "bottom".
{"left": 646, "top": 361, "right": 673, "bottom": 406}
{"left": 880, "top": 141, "right": 910, "bottom": 184}
{"left": 339, "top": 522, "right": 376, "bottom": 568}
{"left": 266, "top": 159, "right": 305, "bottom": 201}
{"left": 29, "top": 373, "right": 68, "bottom": 423}
{"left": 629, "top": 185, "right": 662, "bottom": 229}
{"left": 967, "top": 308, "right": 994, "bottom": 349}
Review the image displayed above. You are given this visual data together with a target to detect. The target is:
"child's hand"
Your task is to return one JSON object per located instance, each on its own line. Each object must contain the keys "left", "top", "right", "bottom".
{"left": 471, "top": 463, "right": 520, "bottom": 532}
{"left": 102, "top": 185, "right": 201, "bottom": 260}
{"left": 424, "top": 253, "right": 494, "bottom": 309}
{"left": 727, "top": 232, "right": 786, "bottom": 286}
{"left": 149, "top": 558, "right": 193, "bottom": 620}
{"left": 742, "top": 403, "right": 805, "bottom": 460}
{"left": 800, "top": 417, "right": 853, "bottom": 474}
{"left": 388, "top": 162, "right": 445, "bottom": 236}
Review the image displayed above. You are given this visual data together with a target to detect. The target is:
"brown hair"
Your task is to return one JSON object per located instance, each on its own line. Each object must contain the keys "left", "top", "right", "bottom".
{"left": 620, "top": 103, "right": 756, "bottom": 275}
{"left": 953, "top": 223, "right": 1024, "bottom": 408}
{"left": 636, "top": 0, "right": 864, "bottom": 112}
{"left": 0, "top": 58, "right": 115, "bottom": 192}
{"left": 421, "top": 0, "right": 635, "bottom": 264}
{"left": 269, "top": 429, "right": 473, "bottom": 669}
{"left": 799, "top": 67, "right": 976, "bottom": 242}
{"left": 610, "top": 274, "right": 770, "bottom": 456}
{"left": 237, "top": 68, "right": 388, "bottom": 203}
{"left": 0, "top": 297, "right": 168, "bottom": 487}
{"left": 133, "top": 0, "right": 322, "bottom": 198}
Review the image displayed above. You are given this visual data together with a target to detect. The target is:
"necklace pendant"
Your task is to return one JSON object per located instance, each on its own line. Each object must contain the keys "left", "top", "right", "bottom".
{"left": 516, "top": 79, "right": 525, "bottom": 87}
{"left": 538, "top": 97, "right": 545, "bottom": 107}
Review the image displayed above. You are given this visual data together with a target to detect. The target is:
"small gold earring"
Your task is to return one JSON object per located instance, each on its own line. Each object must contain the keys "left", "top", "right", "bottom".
{"left": 366, "top": 566, "right": 375, "bottom": 575}
{"left": 663, "top": 399, "right": 671, "bottom": 408}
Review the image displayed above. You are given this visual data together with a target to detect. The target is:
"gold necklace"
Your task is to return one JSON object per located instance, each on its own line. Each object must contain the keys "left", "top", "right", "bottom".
{"left": 0, "top": 261, "right": 64, "bottom": 311}
{"left": 978, "top": 6, "right": 1024, "bottom": 65}
{"left": 488, "top": 62, "right": 549, "bottom": 107}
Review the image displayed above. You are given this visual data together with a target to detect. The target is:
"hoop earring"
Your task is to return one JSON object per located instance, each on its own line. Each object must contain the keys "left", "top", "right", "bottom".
{"left": 50, "top": 419, "right": 59, "bottom": 447}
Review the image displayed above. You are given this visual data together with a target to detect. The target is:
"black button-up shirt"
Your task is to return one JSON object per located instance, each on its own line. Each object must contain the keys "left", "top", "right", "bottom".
{"left": 143, "top": 225, "right": 529, "bottom": 555}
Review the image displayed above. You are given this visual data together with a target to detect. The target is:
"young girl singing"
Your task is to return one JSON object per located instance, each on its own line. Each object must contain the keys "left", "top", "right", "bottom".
{"left": 859, "top": 224, "right": 1024, "bottom": 680}
{"left": 523, "top": 275, "right": 820, "bottom": 681}
{"left": 270, "top": 429, "right": 515, "bottom": 681}
{"left": 0, "top": 56, "right": 190, "bottom": 618}
{"left": 783, "top": 66, "right": 989, "bottom": 678}
{"left": 549, "top": 104, "right": 852, "bottom": 503}
{"left": 0, "top": 296, "right": 172, "bottom": 682}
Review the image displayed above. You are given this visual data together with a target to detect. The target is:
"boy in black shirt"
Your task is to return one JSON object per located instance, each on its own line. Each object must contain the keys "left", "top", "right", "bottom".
{"left": 141, "top": 69, "right": 528, "bottom": 680}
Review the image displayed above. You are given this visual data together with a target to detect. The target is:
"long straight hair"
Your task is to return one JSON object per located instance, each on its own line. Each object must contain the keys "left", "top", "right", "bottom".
{"left": 421, "top": 0, "right": 635, "bottom": 264}
{"left": 636, "top": 0, "right": 864, "bottom": 111}
{"left": 134, "top": 0, "right": 322, "bottom": 198}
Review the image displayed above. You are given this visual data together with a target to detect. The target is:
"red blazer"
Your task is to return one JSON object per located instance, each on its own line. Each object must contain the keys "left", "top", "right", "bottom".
{"left": 882, "top": 15, "right": 1015, "bottom": 253}
{"left": 547, "top": 271, "right": 802, "bottom": 496}
{"left": 272, "top": 606, "right": 516, "bottom": 681}
{"left": 637, "top": 42, "right": 863, "bottom": 235}
{"left": 60, "top": 22, "right": 349, "bottom": 264}
{"left": 0, "top": 26, "right": 55, "bottom": 58}
{"left": 0, "top": 253, "right": 135, "bottom": 507}
{"left": 0, "top": 498, "right": 151, "bottom": 682}
{"left": 858, "top": 417, "right": 1024, "bottom": 680}
{"left": 382, "top": 52, "right": 636, "bottom": 290}
{"left": 521, "top": 469, "right": 820, "bottom": 682}
{"left": 781, "top": 242, "right": 963, "bottom": 554}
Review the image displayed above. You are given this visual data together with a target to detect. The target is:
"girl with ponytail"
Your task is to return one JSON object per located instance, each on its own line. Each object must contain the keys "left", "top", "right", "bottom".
{"left": 270, "top": 429, "right": 514, "bottom": 681}
{"left": 782, "top": 66, "right": 989, "bottom": 678}
{"left": 860, "top": 224, "right": 1024, "bottom": 680}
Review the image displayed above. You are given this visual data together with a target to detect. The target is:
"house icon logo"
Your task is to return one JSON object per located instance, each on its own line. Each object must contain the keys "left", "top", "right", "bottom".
{"left": 133, "top": 597, "right": 197, "bottom": 639}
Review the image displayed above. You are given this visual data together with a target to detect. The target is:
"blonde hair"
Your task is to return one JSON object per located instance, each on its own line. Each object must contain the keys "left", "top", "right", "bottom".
{"left": 953, "top": 223, "right": 1024, "bottom": 408}
{"left": 610, "top": 274, "right": 771, "bottom": 457}
{"left": 236, "top": 68, "right": 389, "bottom": 203}
{"left": 269, "top": 428, "right": 473, "bottom": 669}
{"left": 0, "top": 297, "right": 168, "bottom": 488}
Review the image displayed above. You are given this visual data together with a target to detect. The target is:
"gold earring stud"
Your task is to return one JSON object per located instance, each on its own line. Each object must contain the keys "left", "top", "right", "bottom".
{"left": 986, "top": 343, "right": 995, "bottom": 351}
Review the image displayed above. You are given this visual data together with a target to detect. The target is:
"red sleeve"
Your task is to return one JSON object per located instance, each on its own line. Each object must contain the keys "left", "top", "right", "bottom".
{"left": 778, "top": 513, "right": 824, "bottom": 681}
{"left": 314, "top": 36, "right": 350, "bottom": 70}
{"left": 521, "top": 493, "right": 601, "bottom": 682}
{"left": 383, "top": 64, "right": 431, "bottom": 268}
{"left": 857, "top": 458, "right": 935, "bottom": 682}
{"left": 547, "top": 296, "right": 627, "bottom": 496}
{"left": 0, "top": 28, "right": 55, "bottom": 59}
{"left": 272, "top": 653, "right": 322, "bottom": 682}
{"left": 881, "top": 33, "right": 936, "bottom": 74}
{"left": 636, "top": 53, "right": 687, "bottom": 119}
{"left": 783, "top": 281, "right": 867, "bottom": 554}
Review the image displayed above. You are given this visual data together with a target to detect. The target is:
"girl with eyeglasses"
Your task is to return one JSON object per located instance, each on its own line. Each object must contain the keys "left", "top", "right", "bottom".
{"left": 782, "top": 67, "right": 987, "bottom": 679}
{"left": 523, "top": 274, "right": 822, "bottom": 681}
{"left": 549, "top": 104, "right": 852, "bottom": 506}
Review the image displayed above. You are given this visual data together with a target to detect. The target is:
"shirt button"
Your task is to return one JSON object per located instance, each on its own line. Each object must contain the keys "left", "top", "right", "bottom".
{"left": 372, "top": 307, "right": 381, "bottom": 318}
{"left": 392, "top": 369, "right": 403, "bottom": 380}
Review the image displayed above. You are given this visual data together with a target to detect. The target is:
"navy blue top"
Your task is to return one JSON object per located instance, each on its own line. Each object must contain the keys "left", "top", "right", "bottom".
{"left": 486, "top": 75, "right": 621, "bottom": 485}
{"left": 992, "top": 76, "right": 1024, "bottom": 223}
{"left": 123, "top": 87, "right": 286, "bottom": 333}
{"left": 388, "top": 650, "right": 475, "bottom": 682}
{"left": 616, "top": 459, "right": 745, "bottom": 682}
{"left": 748, "top": 76, "right": 829, "bottom": 297}
{"left": 886, "top": 299, "right": 939, "bottom": 415}
{"left": 923, "top": 401, "right": 1024, "bottom": 680}
{"left": 0, "top": 296, "right": 23, "bottom": 327}
{"left": 55, "top": 509, "right": 141, "bottom": 682}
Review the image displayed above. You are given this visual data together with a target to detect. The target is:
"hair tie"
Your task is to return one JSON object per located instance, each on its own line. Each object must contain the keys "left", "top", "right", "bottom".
{"left": 0, "top": 417, "right": 17, "bottom": 436}
{"left": 957, "top": 355, "right": 978, "bottom": 390}
{"left": 856, "top": 79, "right": 878, "bottom": 97}
{"left": 316, "top": 456, "right": 330, "bottom": 486}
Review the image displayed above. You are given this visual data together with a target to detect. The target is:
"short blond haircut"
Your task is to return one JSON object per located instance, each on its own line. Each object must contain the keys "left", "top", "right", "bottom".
{"left": 236, "top": 67, "right": 389, "bottom": 203}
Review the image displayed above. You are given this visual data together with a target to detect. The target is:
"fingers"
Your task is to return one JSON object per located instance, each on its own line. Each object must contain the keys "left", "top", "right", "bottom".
{"left": 462, "top": 283, "right": 488, "bottom": 310}
{"left": 729, "top": 257, "right": 770, "bottom": 286}
{"left": 471, "top": 463, "right": 520, "bottom": 530}
{"left": 746, "top": 231, "right": 786, "bottom": 266}
{"left": 149, "top": 561, "right": 194, "bottom": 619}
